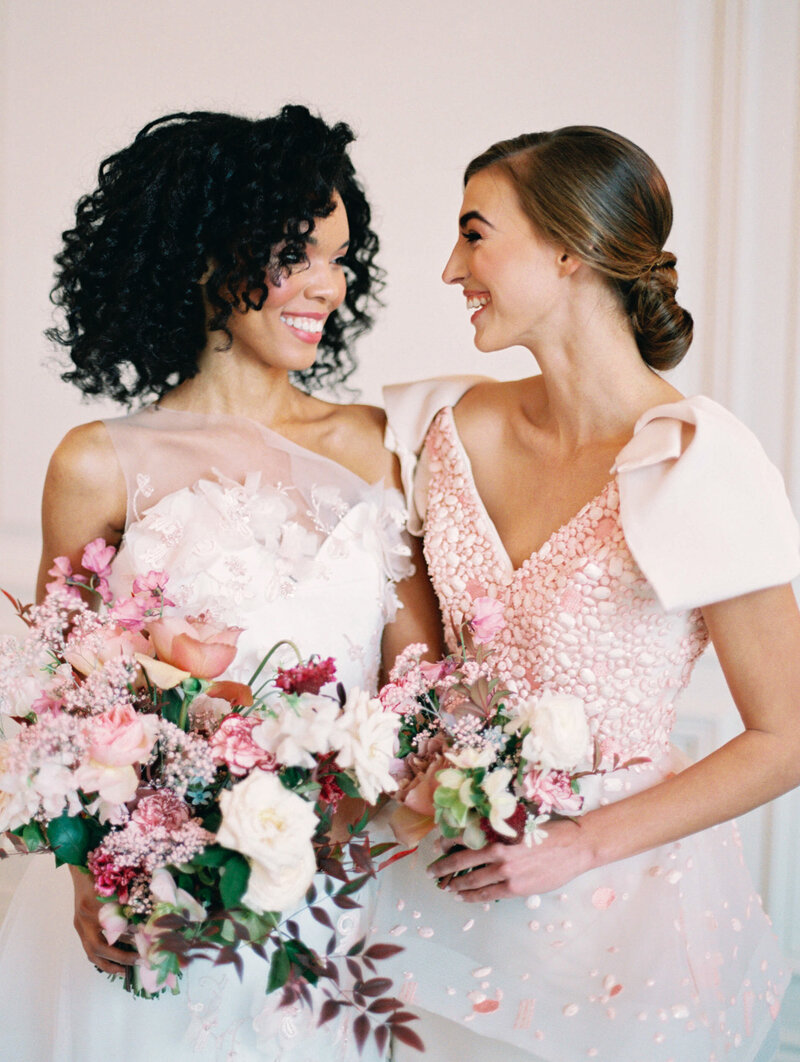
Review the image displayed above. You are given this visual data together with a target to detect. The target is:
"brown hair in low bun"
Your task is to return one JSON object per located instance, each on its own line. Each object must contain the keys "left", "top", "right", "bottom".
{"left": 465, "top": 127, "right": 693, "bottom": 369}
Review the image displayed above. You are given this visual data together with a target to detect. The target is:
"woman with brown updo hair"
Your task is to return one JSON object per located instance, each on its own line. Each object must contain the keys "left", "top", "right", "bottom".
{"left": 379, "top": 127, "right": 800, "bottom": 1061}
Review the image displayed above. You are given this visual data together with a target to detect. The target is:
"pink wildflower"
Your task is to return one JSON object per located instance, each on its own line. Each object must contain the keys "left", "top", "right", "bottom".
{"left": 109, "top": 596, "right": 149, "bottom": 631}
{"left": 274, "top": 656, "right": 336, "bottom": 695}
{"left": 81, "top": 539, "right": 117, "bottom": 577}
{"left": 469, "top": 596, "right": 506, "bottom": 644}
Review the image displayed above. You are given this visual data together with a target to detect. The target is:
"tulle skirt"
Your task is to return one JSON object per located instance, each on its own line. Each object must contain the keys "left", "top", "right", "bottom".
{"left": 376, "top": 749, "right": 789, "bottom": 1062}
{"left": 0, "top": 858, "right": 383, "bottom": 1062}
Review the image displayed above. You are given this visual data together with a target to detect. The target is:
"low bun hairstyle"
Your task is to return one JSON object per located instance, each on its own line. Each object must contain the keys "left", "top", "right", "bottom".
{"left": 47, "top": 105, "right": 382, "bottom": 405}
{"left": 465, "top": 127, "right": 693, "bottom": 370}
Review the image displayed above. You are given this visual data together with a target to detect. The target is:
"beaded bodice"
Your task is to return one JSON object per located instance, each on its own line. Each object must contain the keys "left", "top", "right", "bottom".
{"left": 422, "top": 408, "right": 710, "bottom": 764}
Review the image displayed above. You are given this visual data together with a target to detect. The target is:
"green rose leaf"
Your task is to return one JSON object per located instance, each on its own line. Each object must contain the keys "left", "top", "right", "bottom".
{"left": 219, "top": 852, "right": 251, "bottom": 907}
{"left": 46, "top": 813, "right": 92, "bottom": 867}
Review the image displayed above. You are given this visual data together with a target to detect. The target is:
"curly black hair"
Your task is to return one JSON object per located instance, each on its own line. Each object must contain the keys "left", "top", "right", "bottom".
{"left": 47, "top": 105, "right": 382, "bottom": 404}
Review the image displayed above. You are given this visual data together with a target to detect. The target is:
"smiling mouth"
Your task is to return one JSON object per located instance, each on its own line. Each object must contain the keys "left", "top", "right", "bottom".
{"left": 466, "top": 294, "right": 490, "bottom": 310}
{"left": 280, "top": 314, "right": 325, "bottom": 342}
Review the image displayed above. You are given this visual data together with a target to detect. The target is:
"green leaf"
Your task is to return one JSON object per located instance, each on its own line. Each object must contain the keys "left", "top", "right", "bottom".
{"left": 45, "top": 813, "right": 92, "bottom": 867}
{"left": 333, "top": 772, "right": 361, "bottom": 799}
{"left": 219, "top": 853, "right": 251, "bottom": 907}
{"left": 160, "top": 688, "right": 183, "bottom": 727}
{"left": 267, "top": 945, "right": 291, "bottom": 993}
{"left": 189, "top": 844, "right": 229, "bottom": 868}
{"left": 20, "top": 820, "right": 47, "bottom": 853}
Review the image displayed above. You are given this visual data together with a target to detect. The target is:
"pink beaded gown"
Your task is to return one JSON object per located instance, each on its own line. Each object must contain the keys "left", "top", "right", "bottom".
{"left": 377, "top": 380, "right": 800, "bottom": 1062}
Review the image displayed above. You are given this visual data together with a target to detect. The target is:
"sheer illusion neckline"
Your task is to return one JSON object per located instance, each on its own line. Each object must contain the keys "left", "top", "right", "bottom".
{"left": 440, "top": 406, "right": 615, "bottom": 576}
{"left": 149, "top": 404, "right": 374, "bottom": 490}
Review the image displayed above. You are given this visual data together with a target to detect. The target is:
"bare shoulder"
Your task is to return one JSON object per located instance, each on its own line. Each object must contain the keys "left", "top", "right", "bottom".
{"left": 38, "top": 421, "right": 127, "bottom": 596}
{"left": 308, "top": 400, "right": 399, "bottom": 487}
{"left": 47, "top": 420, "right": 122, "bottom": 489}
{"left": 454, "top": 377, "right": 537, "bottom": 449}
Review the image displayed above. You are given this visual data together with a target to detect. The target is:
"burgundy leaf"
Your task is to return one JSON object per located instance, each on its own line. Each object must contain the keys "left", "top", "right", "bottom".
{"left": 285, "top": 919, "right": 300, "bottom": 938}
{"left": 363, "top": 943, "right": 404, "bottom": 961}
{"left": 332, "top": 894, "right": 360, "bottom": 910}
{"left": 309, "top": 906, "right": 334, "bottom": 929}
{"left": 346, "top": 958, "right": 362, "bottom": 981}
{"left": 353, "top": 1013, "right": 370, "bottom": 1053}
{"left": 389, "top": 1010, "right": 419, "bottom": 1024}
{"left": 359, "top": 977, "right": 393, "bottom": 997}
{"left": 374, "top": 1024, "right": 389, "bottom": 1056}
{"left": 390, "top": 1024, "right": 425, "bottom": 1052}
{"left": 318, "top": 999, "right": 342, "bottom": 1027}
{"left": 368, "top": 998, "right": 400, "bottom": 1014}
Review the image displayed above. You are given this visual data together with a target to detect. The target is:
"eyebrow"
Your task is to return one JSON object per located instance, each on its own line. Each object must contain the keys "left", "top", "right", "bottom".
{"left": 459, "top": 210, "right": 494, "bottom": 229}
{"left": 306, "top": 236, "right": 350, "bottom": 251}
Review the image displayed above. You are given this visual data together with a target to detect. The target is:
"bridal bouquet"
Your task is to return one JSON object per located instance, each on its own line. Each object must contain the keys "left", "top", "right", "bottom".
{"left": 381, "top": 598, "right": 595, "bottom": 851}
{"left": 0, "top": 540, "right": 420, "bottom": 1054}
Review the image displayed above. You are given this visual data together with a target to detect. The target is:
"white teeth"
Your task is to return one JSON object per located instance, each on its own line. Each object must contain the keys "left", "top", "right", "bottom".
{"left": 466, "top": 295, "right": 490, "bottom": 310}
{"left": 281, "top": 314, "right": 324, "bottom": 333}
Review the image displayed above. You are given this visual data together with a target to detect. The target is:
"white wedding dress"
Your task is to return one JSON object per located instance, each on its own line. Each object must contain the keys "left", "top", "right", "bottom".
{"left": 0, "top": 406, "right": 412, "bottom": 1062}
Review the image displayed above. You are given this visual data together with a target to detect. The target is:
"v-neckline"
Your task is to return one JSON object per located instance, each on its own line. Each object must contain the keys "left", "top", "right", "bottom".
{"left": 441, "top": 407, "right": 615, "bottom": 576}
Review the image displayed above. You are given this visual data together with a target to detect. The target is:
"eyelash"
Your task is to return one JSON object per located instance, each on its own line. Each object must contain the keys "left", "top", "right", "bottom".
{"left": 462, "top": 230, "right": 481, "bottom": 243}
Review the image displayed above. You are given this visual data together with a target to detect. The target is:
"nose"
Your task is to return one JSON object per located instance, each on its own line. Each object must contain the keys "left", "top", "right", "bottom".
{"left": 442, "top": 242, "right": 466, "bottom": 285}
{"left": 305, "top": 260, "right": 346, "bottom": 307}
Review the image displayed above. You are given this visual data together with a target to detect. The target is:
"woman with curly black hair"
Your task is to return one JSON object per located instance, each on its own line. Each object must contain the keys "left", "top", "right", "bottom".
{"left": 0, "top": 105, "right": 439, "bottom": 1061}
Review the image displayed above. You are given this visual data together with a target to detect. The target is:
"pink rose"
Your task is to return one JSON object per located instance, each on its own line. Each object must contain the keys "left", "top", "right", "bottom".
{"left": 131, "top": 789, "right": 191, "bottom": 830}
{"left": 522, "top": 768, "right": 584, "bottom": 815}
{"left": 147, "top": 614, "right": 242, "bottom": 679}
{"left": 84, "top": 705, "right": 159, "bottom": 768}
{"left": 64, "top": 624, "right": 153, "bottom": 676}
{"left": 209, "top": 714, "right": 277, "bottom": 777}
{"left": 469, "top": 596, "right": 506, "bottom": 644}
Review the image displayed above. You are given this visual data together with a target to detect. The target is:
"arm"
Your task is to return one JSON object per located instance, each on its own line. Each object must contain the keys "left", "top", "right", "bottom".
{"left": 381, "top": 534, "right": 445, "bottom": 679}
{"left": 38, "top": 421, "right": 135, "bottom": 974}
{"left": 433, "top": 582, "right": 800, "bottom": 900}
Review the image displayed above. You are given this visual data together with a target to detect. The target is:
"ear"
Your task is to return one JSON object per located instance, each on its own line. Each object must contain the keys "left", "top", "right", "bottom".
{"left": 556, "top": 250, "right": 582, "bottom": 277}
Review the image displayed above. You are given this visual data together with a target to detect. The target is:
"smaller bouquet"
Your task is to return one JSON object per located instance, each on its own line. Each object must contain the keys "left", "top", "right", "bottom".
{"left": 0, "top": 540, "right": 421, "bottom": 1056}
{"left": 381, "top": 597, "right": 594, "bottom": 852}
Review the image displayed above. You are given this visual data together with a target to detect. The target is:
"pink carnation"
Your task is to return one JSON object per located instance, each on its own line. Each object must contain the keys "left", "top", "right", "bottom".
{"left": 469, "top": 596, "right": 506, "bottom": 644}
{"left": 131, "top": 789, "right": 191, "bottom": 831}
{"left": 522, "top": 768, "right": 584, "bottom": 815}
{"left": 209, "top": 714, "right": 277, "bottom": 776}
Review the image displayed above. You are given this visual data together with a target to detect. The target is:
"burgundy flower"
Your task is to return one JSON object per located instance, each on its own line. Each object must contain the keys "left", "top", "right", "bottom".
{"left": 274, "top": 656, "right": 336, "bottom": 696}
{"left": 87, "top": 848, "right": 140, "bottom": 903}
{"left": 318, "top": 772, "right": 346, "bottom": 812}
{"left": 479, "top": 802, "right": 527, "bottom": 845}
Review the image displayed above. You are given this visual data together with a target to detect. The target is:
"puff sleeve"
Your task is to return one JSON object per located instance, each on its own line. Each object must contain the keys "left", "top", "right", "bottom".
{"left": 612, "top": 395, "right": 800, "bottom": 611}
{"left": 383, "top": 375, "right": 487, "bottom": 533}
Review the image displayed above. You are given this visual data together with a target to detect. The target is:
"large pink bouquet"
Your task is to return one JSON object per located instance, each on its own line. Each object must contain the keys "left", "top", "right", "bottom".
{"left": 0, "top": 540, "right": 421, "bottom": 1055}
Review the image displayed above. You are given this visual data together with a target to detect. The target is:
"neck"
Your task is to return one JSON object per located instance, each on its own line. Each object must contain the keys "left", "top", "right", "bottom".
{"left": 519, "top": 289, "right": 681, "bottom": 449}
{"left": 159, "top": 355, "right": 310, "bottom": 430}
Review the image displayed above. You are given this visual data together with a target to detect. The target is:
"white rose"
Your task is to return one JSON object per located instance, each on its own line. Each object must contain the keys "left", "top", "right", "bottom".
{"left": 331, "top": 688, "right": 400, "bottom": 805}
{"left": 516, "top": 691, "right": 590, "bottom": 772}
{"left": 216, "top": 771, "right": 317, "bottom": 913}
{"left": 445, "top": 746, "right": 497, "bottom": 770}
{"left": 252, "top": 695, "right": 341, "bottom": 769}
